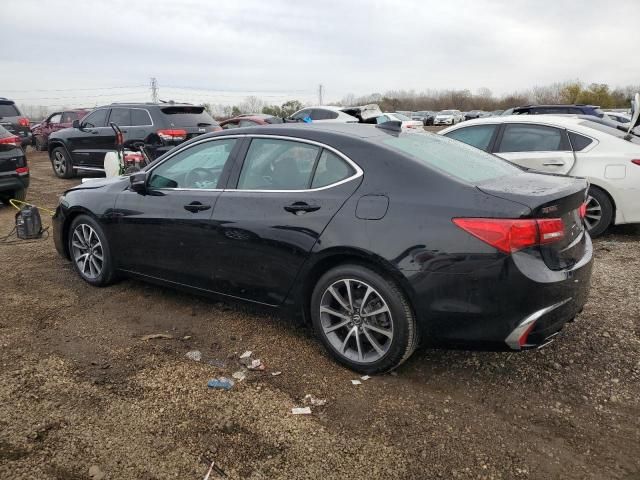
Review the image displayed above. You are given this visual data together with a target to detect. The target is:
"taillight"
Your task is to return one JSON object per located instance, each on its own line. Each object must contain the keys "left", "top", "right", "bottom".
{"left": 157, "top": 129, "right": 187, "bottom": 141}
{"left": 452, "top": 217, "right": 565, "bottom": 254}
{"left": 579, "top": 202, "right": 587, "bottom": 219}
{"left": 632, "top": 159, "right": 640, "bottom": 166}
{"left": 0, "top": 136, "right": 20, "bottom": 146}
{"left": 16, "top": 166, "right": 29, "bottom": 174}
{"left": 18, "top": 117, "right": 29, "bottom": 127}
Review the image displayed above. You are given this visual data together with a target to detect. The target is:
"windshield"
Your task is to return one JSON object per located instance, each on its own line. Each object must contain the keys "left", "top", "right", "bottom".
{"left": 440, "top": 110, "right": 455, "bottom": 115}
{"left": 393, "top": 113, "right": 411, "bottom": 121}
{"left": 0, "top": 103, "right": 19, "bottom": 118}
{"left": 380, "top": 132, "right": 521, "bottom": 183}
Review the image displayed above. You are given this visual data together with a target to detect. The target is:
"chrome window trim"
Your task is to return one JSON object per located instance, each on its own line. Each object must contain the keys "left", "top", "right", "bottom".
{"left": 147, "top": 134, "right": 363, "bottom": 193}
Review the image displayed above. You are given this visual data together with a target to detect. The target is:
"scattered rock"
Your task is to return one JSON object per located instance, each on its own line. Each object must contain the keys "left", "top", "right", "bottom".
{"left": 141, "top": 333, "right": 173, "bottom": 341}
{"left": 291, "top": 407, "right": 312, "bottom": 415}
{"left": 89, "top": 465, "right": 105, "bottom": 480}
{"left": 185, "top": 350, "right": 202, "bottom": 362}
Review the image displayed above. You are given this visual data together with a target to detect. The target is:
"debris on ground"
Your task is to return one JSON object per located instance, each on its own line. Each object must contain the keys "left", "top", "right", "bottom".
{"left": 303, "top": 394, "right": 327, "bottom": 406}
{"left": 247, "top": 358, "right": 265, "bottom": 370}
{"left": 351, "top": 379, "right": 362, "bottom": 385}
{"left": 88, "top": 465, "right": 106, "bottom": 480}
{"left": 185, "top": 350, "right": 202, "bottom": 362}
{"left": 140, "top": 333, "right": 173, "bottom": 341}
{"left": 361, "top": 375, "right": 371, "bottom": 381}
{"left": 183, "top": 335, "right": 192, "bottom": 340}
{"left": 271, "top": 371, "right": 282, "bottom": 376}
{"left": 291, "top": 407, "right": 312, "bottom": 415}
{"left": 207, "top": 377, "right": 235, "bottom": 390}
{"left": 239, "top": 350, "right": 252, "bottom": 359}
{"left": 232, "top": 370, "right": 246, "bottom": 382}
{"left": 202, "top": 455, "right": 227, "bottom": 479}
{"left": 207, "top": 359, "right": 226, "bottom": 368}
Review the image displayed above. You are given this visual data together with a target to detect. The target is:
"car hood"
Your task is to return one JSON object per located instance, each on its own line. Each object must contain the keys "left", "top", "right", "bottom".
{"left": 66, "top": 176, "right": 128, "bottom": 193}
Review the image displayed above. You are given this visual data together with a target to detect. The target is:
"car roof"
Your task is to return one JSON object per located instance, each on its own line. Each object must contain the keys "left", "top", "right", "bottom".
{"left": 445, "top": 114, "right": 593, "bottom": 128}
{"left": 514, "top": 104, "right": 598, "bottom": 109}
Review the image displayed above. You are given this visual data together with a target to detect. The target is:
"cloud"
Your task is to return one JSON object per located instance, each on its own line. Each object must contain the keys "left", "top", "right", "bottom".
{"left": 1, "top": 0, "right": 638, "bottom": 107}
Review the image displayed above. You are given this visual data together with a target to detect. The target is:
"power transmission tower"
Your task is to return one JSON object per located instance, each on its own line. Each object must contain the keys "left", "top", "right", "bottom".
{"left": 150, "top": 77, "right": 159, "bottom": 103}
{"left": 318, "top": 84, "right": 323, "bottom": 105}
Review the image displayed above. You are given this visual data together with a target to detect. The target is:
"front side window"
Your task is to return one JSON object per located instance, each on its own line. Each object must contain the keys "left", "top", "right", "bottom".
{"left": 109, "top": 108, "right": 131, "bottom": 126}
{"left": 49, "top": 113, "right": 62, "bottom": 124}
{"left": 497, "top": 124, "right": 567, "bottom": 152}
{"left": 237, "top": 139, "right": 319, "bottom": 190}
{"left": 444, "top": 125, "right": 497, "bottom": 151}
{"left": 82, "top": 109, "right": 108, "bottom": 128}
{"left": 222, "top": 121, "right": 239, "bottom": 129}
{"left": 148, "top": 139, "right": 237, "bottom": 189}
{"left": 61, "top": 111, "right": 81, "bottom": 123}
{"left": 291, "top": 109, "right": 311, "bottom": 121}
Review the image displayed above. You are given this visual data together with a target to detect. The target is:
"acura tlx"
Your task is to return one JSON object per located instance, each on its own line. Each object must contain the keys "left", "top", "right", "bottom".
{"left": 53, "top": 123, "right": 592, "bottom": 373}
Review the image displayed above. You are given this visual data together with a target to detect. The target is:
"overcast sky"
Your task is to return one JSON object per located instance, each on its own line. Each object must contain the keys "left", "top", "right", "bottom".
{"left": 1, "top": 0, "right": 638, "bottom": 108}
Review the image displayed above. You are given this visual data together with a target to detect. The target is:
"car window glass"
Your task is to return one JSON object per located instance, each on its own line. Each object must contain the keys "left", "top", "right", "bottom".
{"left": 311, "top": 150, "right": 354, "bottom": 188}
{"left": 239, "top": 119, "right": 257, "bottom": 127}
{"left": 497, "top": 124, "right": 564, "bottom": 152}
{"left": 61, "top": 112, "right": 79, "bottom": 123}
{"left": 568, "top": 131, "right": 593, "bottom": 151}
{"left": 310, "top": 109, "right": 329, "bottom": 120}
{"left": 109, "top": 108, "right": 131, "bottom": 126}
{"left": 445, "top": 125, "right": 496, "bottom": 151}
{"left": 375, "top": 115, "right": 391, "bottom": 124}
{"left": 49, "top": 113, "right": 62, "bottom": 124}
{"left": 292, "top": 109, "right": 310, "bottom": 120}
{"left": 82, "top": 109, "right": 108, "bottom": 128}
{"left": 131, "top": 109, "right": 152, "bottom": 126}
{"left": 0, "top": 103, "right": 19, "bottom": 116}
{"left": 237, "top": 139, "right": 319, "bottom": 190}
{"left": 148, "top": 139, "right": 237, "bottom": 189}
{"left": 381, "top": 134, "right": 521, "bottom": 183}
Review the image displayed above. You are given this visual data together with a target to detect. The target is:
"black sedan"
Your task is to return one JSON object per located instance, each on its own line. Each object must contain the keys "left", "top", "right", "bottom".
{"left": 53, "top": 123, "right": 593, "bottom": 373}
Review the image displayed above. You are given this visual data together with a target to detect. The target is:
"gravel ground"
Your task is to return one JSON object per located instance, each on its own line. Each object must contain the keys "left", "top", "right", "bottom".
{"left": 0, "top": 150, "right": 638, "bottom": 479}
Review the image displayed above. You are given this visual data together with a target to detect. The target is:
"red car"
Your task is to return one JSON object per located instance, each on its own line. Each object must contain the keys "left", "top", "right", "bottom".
{"left": 220, "top": 114, "right": 283, "bottom": 129}
{"left": 32, "top": 109, "right": 88, "bottom": 151}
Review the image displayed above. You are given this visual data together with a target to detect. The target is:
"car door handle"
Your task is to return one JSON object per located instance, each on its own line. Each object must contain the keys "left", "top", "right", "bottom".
{"left": 284, "top": 202, "right": 321, "bottom": 214}
{"left": 543, "top": 161, "right": 565, "bottom": 166}
{"left": 184, "top": 201, "right": 211, "bottom": 213}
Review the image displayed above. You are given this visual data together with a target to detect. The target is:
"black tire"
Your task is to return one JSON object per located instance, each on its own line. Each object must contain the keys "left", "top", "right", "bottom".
{"left": 0, "top": 189, "right": 26, "bottom": 205}
{"left": 68, "top": 214, "right": 116, "bottom": 287}
{"left": 34, "top": 135, "right": 46, "bottom": 152}
{"left": 585, "top": 186, "right": 613, "bottom": 237}
{"left": 51, "top": 147, "right": 74, "bottom": 179}
{"left": 310, "top": 264, "right": 418, "bottom": 374}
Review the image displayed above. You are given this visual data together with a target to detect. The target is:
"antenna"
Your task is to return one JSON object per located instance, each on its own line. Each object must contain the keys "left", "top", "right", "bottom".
{"left": 150, "top": 77, "right": 159, "bottom": 103}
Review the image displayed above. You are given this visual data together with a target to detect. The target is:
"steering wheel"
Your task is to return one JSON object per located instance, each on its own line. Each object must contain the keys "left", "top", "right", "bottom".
{"left": 184, "top": 168, "right": 219, "bottom": 189}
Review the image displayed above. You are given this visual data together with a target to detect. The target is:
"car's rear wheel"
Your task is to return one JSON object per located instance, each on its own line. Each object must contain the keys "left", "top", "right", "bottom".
{"left": 51, "top": 147, "right": 74, "bottom": 179}
{"left": 584, "top": 186, "right": 613, "bottom": 237}
{"left": 311, "top": 264, "right": 418, "bottom": 374}
{"left": 68, "top": 215, "right": 116, "bottom": 286}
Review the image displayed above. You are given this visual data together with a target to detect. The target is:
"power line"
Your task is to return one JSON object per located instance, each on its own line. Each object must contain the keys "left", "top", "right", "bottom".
{"left": 12, "top": 91, "right": 148, "bottom": 101}
{"left": 3, "top": 85, "right": 147, "bottom": 93}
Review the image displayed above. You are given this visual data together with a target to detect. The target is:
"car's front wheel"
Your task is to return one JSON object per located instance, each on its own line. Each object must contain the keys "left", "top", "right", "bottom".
{"left": 51, "top": 147, "right": 74, "bottom": 179}
{"left": 584, "top": 186, "right": 613, "bottom": 237}
{"left": 310, "top": 264, "right": 418, "bottom": 374}
{"left": 68, "top": 215, "right": 116, "bottom": 286}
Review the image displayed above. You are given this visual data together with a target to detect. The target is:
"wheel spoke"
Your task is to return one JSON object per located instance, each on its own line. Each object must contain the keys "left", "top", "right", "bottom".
{"left": 364, "top": 324, "right": 393, "bottom": 339}
{"left": 354, "top": 328, "right": 364, "bottom": 361}
{"left": 344, "top": 279, "right": 354, "bottom": 310}
{"left": 362, "top": 327, "right": 385, "bottom": 355}
{"left": 361, "top": 305, "right": 390, "bottom": 318}
{"left": 323, "top": 318, "right": 350, "bottom": 333}
{"left": 320, "top": 306, "right": 350, "bottom": 321}
{"left": 341, "top": 327, "right": 356, "bottom": 353}
{"left": 75, "top": 252, "right": 88, "bottom": 263}
{"left": 328, "top": 286, "right": 350, "bottom": 312}
{"left": 360, "top": 286, "right": 374, "bottom": 311}
{"left": 90, "top": 257, "right": 100, "bottom": 273}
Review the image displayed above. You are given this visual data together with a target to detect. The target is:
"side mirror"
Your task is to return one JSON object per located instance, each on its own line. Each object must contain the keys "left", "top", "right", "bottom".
{"left": 129, "top": 171, "right": 148, "bottom": 193}
{"left": 72, "top": 119, "right": 80, "bottom": 129}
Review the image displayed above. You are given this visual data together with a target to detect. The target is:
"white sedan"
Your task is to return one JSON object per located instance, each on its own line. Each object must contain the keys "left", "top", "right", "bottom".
{"left": 376, "top": 112, "right": 424, "bottom": 130}
{"left": 434, "top": 109, "right": 464, "bottom": 125}
{"left": 439, "top": 115, "right": 640, "bottom": 236}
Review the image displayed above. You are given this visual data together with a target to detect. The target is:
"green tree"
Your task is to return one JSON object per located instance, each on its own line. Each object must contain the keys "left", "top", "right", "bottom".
{"left": 280, "top": 100, "right": 303, "bottom": 117}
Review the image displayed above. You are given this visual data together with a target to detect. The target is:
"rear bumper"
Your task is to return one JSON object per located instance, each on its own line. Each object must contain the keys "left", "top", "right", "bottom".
{"left": 406, "top": 236, "right": 593, "bottom": 349}
{"left": 0, "top": 171, "right": 29, "bottom": 194}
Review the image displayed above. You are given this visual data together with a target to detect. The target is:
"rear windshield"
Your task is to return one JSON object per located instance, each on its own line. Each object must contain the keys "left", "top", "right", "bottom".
{"left": 160, "top": 106, "right": 219, "bottom": 127}
{"left": 440, "top": 110, "right": 455, "bottom": 115}
{"left": 0, "top": 103, "right": 19, "bottom": 117}
{"left": 381, "top": 133, "right": 521, "bottom": 183}
{"left": 579, "top": 120, "right": 640, "bottom": 145}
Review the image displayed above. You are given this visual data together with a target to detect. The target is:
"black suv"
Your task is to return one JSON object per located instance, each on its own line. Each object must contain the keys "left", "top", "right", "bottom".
{"left": 47, "top": 103, "right": 221, "bottom": 178}
{"left": 507, "top": 104, "right": 605, "bottom": 117}
{"left": 0, "top": 125, "right": 29, "bottom": 203}
{"left": 0, "top": 98, "right": 32, "bottom": 147}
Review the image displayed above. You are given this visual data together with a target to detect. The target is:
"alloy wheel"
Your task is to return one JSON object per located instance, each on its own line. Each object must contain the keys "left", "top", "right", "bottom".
{"left": 71, "top": 224, "right": 104, "bottom": 279}
{"left": 584, "top": 195, "right": 602, "bottom": 231}
{"left": 319, "top": 278, "right": 394, "bottom": 363}
{"left": 53, "top": 151, "right": 66, "bottom": 175}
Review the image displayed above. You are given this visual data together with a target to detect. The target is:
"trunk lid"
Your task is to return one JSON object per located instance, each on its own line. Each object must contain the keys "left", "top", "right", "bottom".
{"left": 477, "top": 171, "right": 588, "bottom": 270}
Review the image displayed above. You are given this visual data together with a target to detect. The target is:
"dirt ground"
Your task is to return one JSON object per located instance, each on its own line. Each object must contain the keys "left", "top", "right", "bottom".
{"left": 0, "top": 150, "right": 639, "bottom": 480}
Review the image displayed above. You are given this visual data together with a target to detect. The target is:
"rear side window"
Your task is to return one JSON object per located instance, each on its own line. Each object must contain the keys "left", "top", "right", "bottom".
{"left": 382, "top": 134, "right": 520, "bottom": 183}
{"left": 444, "top": 125, "right": 496, "bottom": 151}
{"left": 82, "top": 109, "right": 108, "bottom": 128}
{"left": 568, "top": 131, "right": 594, "bottom": 151}
{"left": 311, "top": 150, "right": 354, "bottom": 188}
{"left": 159, "top": 106, "right": 217, "bottom": 127}
{"left": 61, "top": 111, "right": 82, "bottom": 123}
{"left": 237, "top": 139, "right": 320, "bottom": 190}
{"left": 291, "top": 109, "right": 311, "bottom": 121}
{"left": 109, "top": 108, "right": 130, "bottom": 126}
{"left": 497, "top": 124, "right": 567, "bottom": 152}
{"left": 0, "top": 103, "right": 20, "bottom": 117}
{"left": 312, "top": 109, "right": 339, "bottom": 120}
{"left": 131, "top": 109, "right": 152, "bottom": 126}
